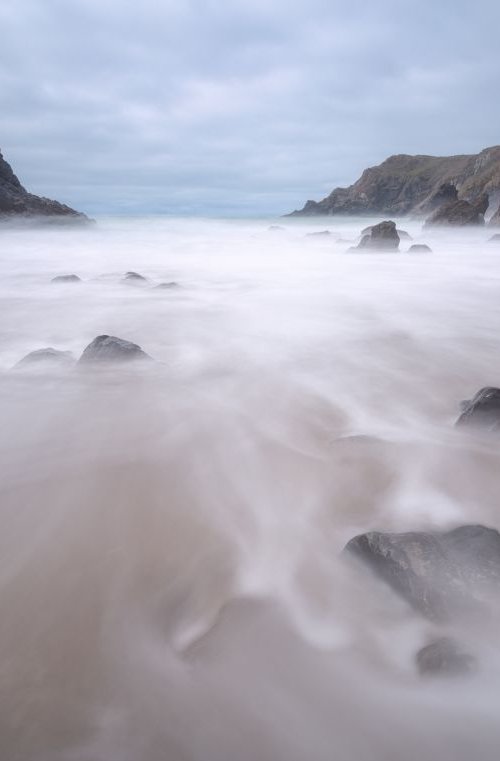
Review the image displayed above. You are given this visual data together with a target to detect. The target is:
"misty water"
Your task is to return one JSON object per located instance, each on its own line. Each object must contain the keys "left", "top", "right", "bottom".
{"left": 2, "top": 216, "right": 500, "bottom": 760}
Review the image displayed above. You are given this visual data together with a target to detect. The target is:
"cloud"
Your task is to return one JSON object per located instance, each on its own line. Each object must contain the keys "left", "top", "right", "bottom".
{"left": 1, "top": 0, "right": 499, "bottom": 215}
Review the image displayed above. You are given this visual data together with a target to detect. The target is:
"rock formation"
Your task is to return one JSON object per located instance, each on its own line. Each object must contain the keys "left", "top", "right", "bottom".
{"left": 455, "top": 387, "right": 500, "bottom": 430}
{"left": 354, "top": 220, "right": 400, "bottom": 251}
{"left": 425, "top": 193, "right": 489, "bottom": 227}
{"left": 287, "top": 146, "right": 500, "bottom": 218}
{"left": 0, "top": 148, "right": 88, "bottom": 222}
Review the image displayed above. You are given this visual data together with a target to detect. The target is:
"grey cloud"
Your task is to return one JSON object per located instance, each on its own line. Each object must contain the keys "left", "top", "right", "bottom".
{"left": 1, "top": 0, "right": 499, "bottom": 215}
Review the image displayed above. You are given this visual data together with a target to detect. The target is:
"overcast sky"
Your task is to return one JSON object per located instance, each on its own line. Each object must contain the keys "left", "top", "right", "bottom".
{"left": 1, "top": 0, "right": 499, "bottom": 216}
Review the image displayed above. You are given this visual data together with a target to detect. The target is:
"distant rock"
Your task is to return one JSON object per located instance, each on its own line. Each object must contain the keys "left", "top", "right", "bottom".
{"left": 0, "top": 148, "right": 89, "bottom": 222}
{"left": 408, "top": 244, "right": 432, "bottom": 253}
{"left": 123, "top": 271, "right": 147, "bottom": 282}
{"left": 287, "top": 146, "right": 500, "bottom": 218}
{"left": 455, "top": 387, "right": 500, "bottom": 430}
{"left": 51, "top": 274, "right": 81, "bottom": 284}
{"left": 14, "top": 347, "right": 74, "bottom": 368}
{"left": 416, "top": 637, "right": 476, "bottom": 677}
{"left": 425, "top": 193, "right": 489, "bottom": 227}
{"left": 354, "top": 220, "right": 400, "bottom": 251}
{"left": 268, "top": 225, "right": 284, "bottom": 231}
{"left": 344, "top": 524, "right": 500, "bottom": 620}
{"left": 78, "top": 335, "right": 152, "bottom": 364}
{"left": 154, "top": 282, "right": 179, "bottom": 289}
{"left": 488, "top": 233, "right": 500, "bottom": 242}
{"left": 306, "top": 230, "right": 331, "bottom": 237}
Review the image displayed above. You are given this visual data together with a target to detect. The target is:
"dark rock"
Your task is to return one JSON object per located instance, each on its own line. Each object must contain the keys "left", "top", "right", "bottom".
{"left": 408, "top": 244, "right": 432, "bottom": 253}
{"left": 51, "top": 274, "right": 81, "bottom": 283}
{"left": 361, "top": 226, "right": 411, "bottom": 240}
{"left": 425, "top": 193, "right": 489, "bottom": 227}
{"left": 344, "top": 524, "right": 500, "bottom": 620}
{"left": 416, "top": 637, "right": 476, "bottom": 677}
{"left": 355, "top": 220, "right": 400, "bottom": 251}
{"left": 306, "top": 230, "right": 331, "bottom": 237}
{"left": 14, "top": 347, "right": 74, "bottom": 368}
{"left": 78, "top": 335, "right": 152, "bottom": 364}
{"left": 154, "top": 282, "right": 179, "bottom": 289}
{"left": 286, "top": 146, "right": 500, "bottom": 218}
{"left": 123, "top": 271, "right": 147, "bottom": 282}
{"left": 0, "top": 148, "right": 89, "bottom": 222}
{"left": 488, "top": 233, "right": 500, "bottom": 242}
{"left": 456, "top": 387, "right": 500, "bottom": 430}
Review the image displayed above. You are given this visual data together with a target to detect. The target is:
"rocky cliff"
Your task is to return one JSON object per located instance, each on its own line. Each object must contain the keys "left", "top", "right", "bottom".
{"left": 288, "top": 146, "right": 500, "bottom": 220}
{"left": 0, "top": 149, "right": 88, "bottom": 222}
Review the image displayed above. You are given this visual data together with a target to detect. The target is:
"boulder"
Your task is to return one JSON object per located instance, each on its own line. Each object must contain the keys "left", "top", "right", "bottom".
{"left": 416, "top": 637, "right": 476, "bottom": 677}
{"left": 408, "top": 244, "right": 432, "bottom": 253}
{"left": 14, "top": 347, "right": 74, "bottom": 368}
{"left": 344, "top": 524, "right": 500, "bottom": 620}
{"left": 456, "top": 387, "right": 500, "bottom": 430}
{"left": 78, "top": 335, "right": 152, "bottom": 364}
{"left": 361, "top": 225, "right": 411, "bottom": 240}
{"left": 51, "top": 274, "right": 81, "bottom": 283}
{"left": 355, "top": 220, "right": 400, "bottom": 251}
{"left": 425, "top": 193, "right": 489, "bottom": 227}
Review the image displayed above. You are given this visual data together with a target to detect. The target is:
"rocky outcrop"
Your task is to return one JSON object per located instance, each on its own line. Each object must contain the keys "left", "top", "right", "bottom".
{"left": 51, "top": 274, "right": 81, "bottom": 283}
{"left": 78, "top": 335, "right": 152, "bottom": 364}
{"left": 456, "top": 387, "right": 500, "bottom": 430}
{"left": 287, "top": 146, "right": 500, "bottom": 218}
{"left": 425, "top": 193, "right": 489, "bottom": 227}
{"left": 344, "top": 524, "right": 500, "bottom": 621}
{"left": 354, "top": 220, "right": 400, "bottom": 251}
{"left": 0, "top": 149, "right": 88, "bottom": 222}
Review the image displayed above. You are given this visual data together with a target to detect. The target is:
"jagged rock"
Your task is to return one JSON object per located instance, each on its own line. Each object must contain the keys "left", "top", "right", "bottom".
{"left": 154, "top": 282, "right": 179, "bottom": 289}
{"left": 287, "top": 146, "right": 500, "bottom": 218}
{"left": 425, "top": 193, "right": 489, "bottom": 227}
{"left": 78, "top": 335, "right": 152, "bottom": 364}
{"left": 0, "top": 148, "right": 89, "bottom": 222}
{"left": 123, "top": 271, "right": 147, "bottom": 282}
{"left": 14, "top": 347, "right": 74, "bottom": 368}
{"left": 456, "top": 387, "right": 500, "bottom": 430}
{"left": 416, "top": 637, "right": 476, "bottom": 677}
{"left": 488, "top": 233, "right": 500, "bottom": 242}
{"left": 408, "top": 244, "right": 432, "bottom": 253}
{"left": 344, "top": 524, "right": 500, "bottom": 620}
{"left": 51, "top": 274, "right": 81, "bottom": 283}
{"left": 306, "top": 230, "right": 331, "bottom": 237}
{"left": 355, "top": 221, "right": 400, "bottom": 251}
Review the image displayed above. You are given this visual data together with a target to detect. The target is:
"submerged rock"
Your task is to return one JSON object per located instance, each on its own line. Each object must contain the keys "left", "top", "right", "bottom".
{"left": 416, "top": 637, "right": 476, "bottom": 677}
{"left": 14, "top": 347, "right": 74, "bottom": 368}
{"left": 268, "top": 225, "right": 284, "bottom": 231}
{"left": 456, "top": 387, "right": 500, "bottom": 430}
{"left": 51, "top": 274, "right": 81, "bottom": 283}
{"left": 123, "top": 271, "right": 147, "bottom": 282}
{"left": 306, "top": 230, "right": 332, "bottom": 237}
{"left": 488, "top": 233, "right": 500, "bottom": 242}
{"left": 78, "top": 335, "right": 152, "bottom": 364}
{"left": 355, "top": 220, "right": 400, "bottom": 251}
{"left": 154, "top": 282, "right": 179, "bottom": 290}
{"left": 408, "top": 244, "right": 432, "bottom": 253}
{"left": 344, "top": 524, "right": 500, "bottom": 620}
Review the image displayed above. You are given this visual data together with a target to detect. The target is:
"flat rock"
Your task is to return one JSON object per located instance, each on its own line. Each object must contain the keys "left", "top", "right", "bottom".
{"left": 78, "top": 335, "right": 152, "bottom": 364}
{"left": 344, "top": 524, "right": 500, "bottom": 620}
{"left": 14, "top": 347, "right": 74, "bottom": 368}
{"left": 408, "top": 244, "right": 432, "bottom": 253}
{"left": 51, "top": 274, "right": 81, "bottom": 283}
{"left": 416, "top": 637, "right": 476, "bottom": 677}
{"left": 154, "top": 282, "right": 179, "bottom": 289}
{"left": 456, "top": 387, "right": 500, "bottom": 430}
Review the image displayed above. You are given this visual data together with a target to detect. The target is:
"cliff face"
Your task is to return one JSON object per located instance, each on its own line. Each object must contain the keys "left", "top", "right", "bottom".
{"left": 288, "top": 146, "right": 500, "bottom": 219}
{"left": 0, "top": 149, "right": 88, "bottom": 221}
